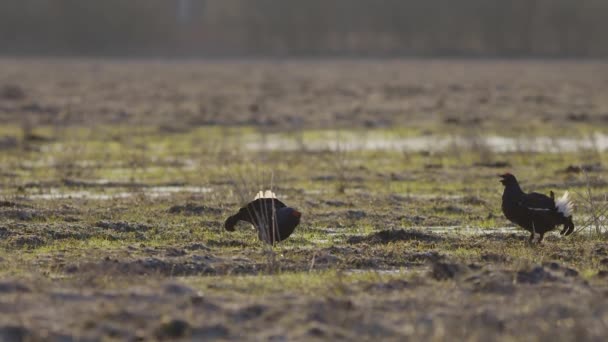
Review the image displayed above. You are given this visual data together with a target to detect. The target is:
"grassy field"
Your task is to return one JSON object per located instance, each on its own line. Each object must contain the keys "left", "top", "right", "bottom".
{"left": 0, "top": 59, "right": 608, "bottom": 340}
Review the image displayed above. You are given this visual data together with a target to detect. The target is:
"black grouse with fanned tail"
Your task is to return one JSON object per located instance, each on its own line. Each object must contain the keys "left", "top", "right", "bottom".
{"left": 500, "top": 173, "right": 574, "bottom": 243}
{"left": 224, "top": 191, "right": 301, "bottom": 244}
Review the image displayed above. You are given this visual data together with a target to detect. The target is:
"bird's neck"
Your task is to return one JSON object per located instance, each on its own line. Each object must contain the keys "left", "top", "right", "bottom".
{"left": 503, "top": 183, "right": 524, "bottom": 199}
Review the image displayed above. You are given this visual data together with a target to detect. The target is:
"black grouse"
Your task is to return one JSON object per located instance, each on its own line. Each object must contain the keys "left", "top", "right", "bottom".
{"left": 500, "top": 173, "right": 574, "bottom": 243}
{"left": 224, "top": 191, "right": 301, "bottom": 244}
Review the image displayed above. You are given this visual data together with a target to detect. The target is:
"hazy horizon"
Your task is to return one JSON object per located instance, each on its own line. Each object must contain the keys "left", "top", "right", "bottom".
{"left": 1, "top": 0, "right": 607, "bottom": 58}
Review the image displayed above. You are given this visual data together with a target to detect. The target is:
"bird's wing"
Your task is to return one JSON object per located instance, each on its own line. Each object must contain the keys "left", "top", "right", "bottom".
{"left": 519, "top": 192, "right": 555, "bottom": 211}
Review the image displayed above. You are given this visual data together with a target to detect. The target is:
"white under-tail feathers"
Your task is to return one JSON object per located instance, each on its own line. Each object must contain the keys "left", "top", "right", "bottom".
{"left": 254, "top": 190, "right": 277, "bottom": 200}
{"left": 555, "top": 191, "right": 573, "bottom": 217}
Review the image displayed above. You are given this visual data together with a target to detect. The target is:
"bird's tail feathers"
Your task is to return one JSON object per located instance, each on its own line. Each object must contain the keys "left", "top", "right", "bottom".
{"left": 555, "top": 191, "right": 573, "bottom": 218}
{"left": 254, "top": 190, "right": 277, "bottom": 200}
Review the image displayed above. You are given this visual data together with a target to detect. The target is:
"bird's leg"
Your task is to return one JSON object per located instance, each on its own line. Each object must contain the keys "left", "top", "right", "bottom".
{"left": 528, "top": 231, "right": 535, "bottom": 244}
{"left": 537, "top": 233, "right": 545, "bottom": 244}
{"left": 529, "top": 221, "right": 537, "bottom": 245}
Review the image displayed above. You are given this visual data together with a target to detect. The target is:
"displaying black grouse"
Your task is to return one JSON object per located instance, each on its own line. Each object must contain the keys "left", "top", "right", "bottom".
{"left": 500, "top": 173, "right": 574, "bottom": 243}
{"left": 224, "top": 191, "right": 301, "bottom": 244}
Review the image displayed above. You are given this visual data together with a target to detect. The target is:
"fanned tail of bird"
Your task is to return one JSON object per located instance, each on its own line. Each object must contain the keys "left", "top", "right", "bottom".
{"left": 556, "top": 191, "right": 574, "bottom": 236}
{"left": 555, "top": 191, "right": 573, "bottom": 218}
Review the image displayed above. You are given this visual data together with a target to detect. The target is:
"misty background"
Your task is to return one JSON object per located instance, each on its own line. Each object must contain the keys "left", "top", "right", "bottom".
{"left": 0, "top": 0, "right": 606, "bottom": 58}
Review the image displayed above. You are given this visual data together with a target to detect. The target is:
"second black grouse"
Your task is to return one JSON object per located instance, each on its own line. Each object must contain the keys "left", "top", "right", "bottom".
{"left": 500, "top": 173, "right": 574, "bottom": 243}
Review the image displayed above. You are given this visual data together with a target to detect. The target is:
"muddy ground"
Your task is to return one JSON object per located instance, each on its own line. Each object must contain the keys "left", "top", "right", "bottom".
{"left": 0, "top": 59, "right": 608, "bottom": 341}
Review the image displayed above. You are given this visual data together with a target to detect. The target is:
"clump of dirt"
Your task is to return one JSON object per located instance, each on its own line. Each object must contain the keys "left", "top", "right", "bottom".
{"left": 542, "top": 261, "right": 579, "bottom": 277}
{"left": 444, "top": 116, "right": 483, "bottom": 125}
{"left": 346, "top": 210, "right": 367, "bottom": 220}
{"left": 0, "top": 208, "right": 46, "bottom": 221}
{"left": 0, "top": 326, "right": 30, "bottom": 342}
{"left": 567, "top": 112, "right": 590, "bottom": 122}
{"left": 155, "top": 318, "right": 191, "bottom": 339}
{"left": 168, "top": 203, "right": 223, "bottom": 215}
{"left": 311, "top": 175, "right": 338, "bottom": 182}
{"left": 192, "top": 325, "right": 230, "bottom": 339}
{"left": 95, "top": 221, "right": 151, "bottom": 233}
{"left": 465, "top": 269, "right": 517, "bottom": 294}
{"left": 516, "top": 264, "right": 580, "bottom": 285}
{"left": 429, "top": 261, "right": 470, "bottom": 280}
{"left": 480, "top": 253, "right": 510, "bottom": 263}
{"left": 409, "top": 251, "right": 444, "bottom": 263}
{"left": 0, "top": 201, "right": 25, "bottom": 208}
{"left": 592, "top": 244, "right": 608, "bottom": 257}
{"left": 597, "top": 270, "right": 608, "bottom": 278}
{"left": 0, "top": 136, "right": 18, "bottom": 150}
{"left": 0, "top": 84, "right": 26, "bottom": 100}
{"left": 561, "top": 163, "right": 603, "bottom": 173}
{"left": 397, "top": 215, "right": 426, "bottom": 225}
{"left": 6, "top": 234, "right": 46, "bottom": 248}
{"left": 0, "top": 280, "right": 31, "bottom": 293}
{"left": 230, "top": 304, "right": 268, "bottom": 322}
{"left": 0, "top": 227, "right": 9, "bottom": 239}
{"left": 348, "top": 229, "right": 442, "bottom": 244}
{"left": 161, "top": 282, "right": 200, "bottom": 296}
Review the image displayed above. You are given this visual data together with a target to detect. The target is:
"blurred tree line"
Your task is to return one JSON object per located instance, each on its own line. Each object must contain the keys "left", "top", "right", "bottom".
{"left": 0, "top": 0, "right": 606, "bottom": 57}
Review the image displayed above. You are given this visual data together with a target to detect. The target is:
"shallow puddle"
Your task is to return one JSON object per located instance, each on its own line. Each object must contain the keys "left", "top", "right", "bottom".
{"left": 422, "top": 226, "right": 517, "bottom": 234}
{"left": 25, "top": 185, "right": 213, "bottom": 200}
{"left": 345, "top": 267, "right": 427, "bottom": 275}
{"left": 245, "top": 133, "right": 608, "bottom": 153}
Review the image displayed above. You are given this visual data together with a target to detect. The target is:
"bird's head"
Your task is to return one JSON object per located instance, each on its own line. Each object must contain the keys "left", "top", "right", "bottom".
{"left": 499, "top": 173, "right": 517, "bottom": 186}
{"left": 277, "top": 207, "right": 302, "bottom": 226}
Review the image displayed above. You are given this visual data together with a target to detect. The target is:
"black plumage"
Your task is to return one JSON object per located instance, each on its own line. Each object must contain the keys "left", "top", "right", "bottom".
{"left": 224, "top": 192, "right": 301, "bottom": 244}
{"left": 500, "top": 173, "right": 574, "bottom": 243}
